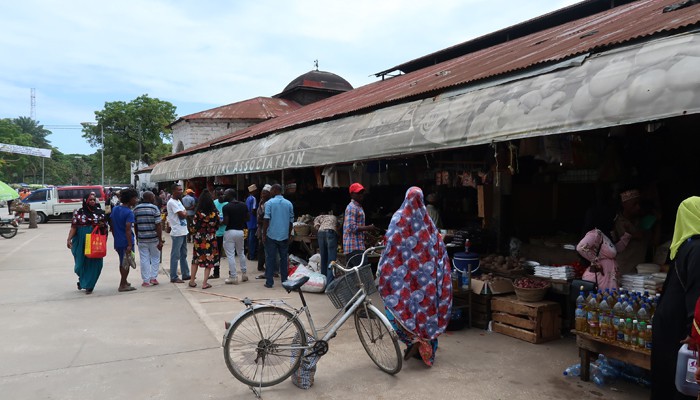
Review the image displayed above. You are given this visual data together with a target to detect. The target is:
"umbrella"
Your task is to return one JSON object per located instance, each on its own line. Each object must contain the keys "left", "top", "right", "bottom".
{"left": 0, "top": 181, "right": 20, "bottom": 201}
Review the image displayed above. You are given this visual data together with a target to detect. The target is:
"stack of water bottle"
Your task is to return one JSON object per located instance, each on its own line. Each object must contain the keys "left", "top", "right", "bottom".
{"left": 573, "top": 287, "right": 658, "bottom": 351}
{"left": 563, "top": 355, "right": 651, "bottom": 387}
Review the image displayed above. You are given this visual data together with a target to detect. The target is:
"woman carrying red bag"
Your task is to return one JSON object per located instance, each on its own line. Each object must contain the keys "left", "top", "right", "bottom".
{"left": 67, "top": 193, "right": 108, "bottom": 294}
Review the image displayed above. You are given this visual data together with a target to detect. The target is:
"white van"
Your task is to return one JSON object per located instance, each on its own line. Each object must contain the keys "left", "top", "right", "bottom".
{"left": 22, "top": 186, "right": 107, "bottom": 223}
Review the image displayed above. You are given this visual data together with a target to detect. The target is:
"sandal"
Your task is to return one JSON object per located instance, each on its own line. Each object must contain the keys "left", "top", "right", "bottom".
{"left": 202, "top": 283, "right": 212, "bottom": 289}
{"left": 188, "top": 281, "right": 197, "bottom": 288}
{"left": 118, "top": 286, "right": 136, "bottom": 292}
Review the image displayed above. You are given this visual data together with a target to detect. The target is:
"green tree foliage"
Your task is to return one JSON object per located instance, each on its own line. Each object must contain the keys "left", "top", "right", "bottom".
{"left": 13, "top": 116, "right": 52, "bottom": 148}
{"left": 0, "top": 117, "right": 102, "bottom": 185}
{"left": 82, "top": 94, "right": 177, "bottom": 183}
{"left": 0, "top": 118, "right": 35, "bottom": 182}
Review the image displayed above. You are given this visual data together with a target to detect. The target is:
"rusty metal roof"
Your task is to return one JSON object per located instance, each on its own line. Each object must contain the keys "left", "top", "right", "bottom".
{"left": 167, "top": 0, "right": 700, "bottom": 159}
{"left": 278, "top": 70, "right": 353, "bottom": 95}
{"left": 375, "top": 0, "right": 640, "bottom": 77}
{"left": 168, "top": 96, "right": 301, "bottom": 128}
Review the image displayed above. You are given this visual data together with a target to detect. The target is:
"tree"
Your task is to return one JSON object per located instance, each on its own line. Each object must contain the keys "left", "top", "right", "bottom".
{"left": 0, "top": 118, "right": 35, "bottom": 182}
{"left": 82, "top": 95, "right": 177, "bottom": 183}
{"left": 13, "top": 116, "right": 52, "bottom": 148}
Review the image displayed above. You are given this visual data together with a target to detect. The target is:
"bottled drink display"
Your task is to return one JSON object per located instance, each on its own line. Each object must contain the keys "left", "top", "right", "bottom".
{"left": 575, "top": 305, "right": 587, "bottom": 332}
{"left": 574, "top": 287, "right": 655, "bottom": 348}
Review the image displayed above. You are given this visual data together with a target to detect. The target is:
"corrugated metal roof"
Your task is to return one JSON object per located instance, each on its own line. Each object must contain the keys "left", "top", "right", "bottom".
{"left": 168, "top": 96, "right": 301, "bottom": 128}
{"left": 167, "top": 0, "right": 700, "bottom": 159}
{"left": 278, "top": 70, "right": 353, "bottom": 94}
{"left": 375, "top": 0, "right": 640, "bottom": 76}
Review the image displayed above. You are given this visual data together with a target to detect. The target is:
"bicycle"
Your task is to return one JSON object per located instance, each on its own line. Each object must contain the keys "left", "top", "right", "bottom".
{"left": 222, "top": 246, "right": 402, "bottom": 395}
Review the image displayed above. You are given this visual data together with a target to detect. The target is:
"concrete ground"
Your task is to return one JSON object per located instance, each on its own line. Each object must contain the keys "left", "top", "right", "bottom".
{"left": 0, "top": 222, "right": 651, "bottom": 399}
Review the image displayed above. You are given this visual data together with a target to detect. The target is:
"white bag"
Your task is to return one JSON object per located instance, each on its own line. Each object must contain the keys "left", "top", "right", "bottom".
{"left": 289, "top": 264, "right": 326, "bottom": 293}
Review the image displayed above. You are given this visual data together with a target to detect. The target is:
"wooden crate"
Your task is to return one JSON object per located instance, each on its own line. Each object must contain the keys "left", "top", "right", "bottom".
{"left": 491, "top": 295, "right": 561, "bottom": 344}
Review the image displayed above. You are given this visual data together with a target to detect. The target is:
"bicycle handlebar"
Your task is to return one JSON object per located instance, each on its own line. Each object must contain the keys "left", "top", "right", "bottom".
{"left": 330, "top": 246, "right": 385, "bottom": 273}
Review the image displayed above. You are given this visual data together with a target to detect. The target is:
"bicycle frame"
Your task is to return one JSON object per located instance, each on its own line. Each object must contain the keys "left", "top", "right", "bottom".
{"left": 222, "top": 246, "right": 392, "bottom": 353}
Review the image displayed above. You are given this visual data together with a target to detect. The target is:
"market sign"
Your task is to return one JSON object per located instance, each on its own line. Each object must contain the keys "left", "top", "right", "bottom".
{"left": 152, "top": 32, "right": 700, "bottom": 182}
{"left": 0, "top": 143, "right": 52, "bottom": 158}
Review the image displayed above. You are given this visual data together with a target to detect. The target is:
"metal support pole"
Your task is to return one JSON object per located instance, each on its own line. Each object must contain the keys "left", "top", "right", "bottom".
{"left": 101, "top": 125, "right": 104, "bottom": 186}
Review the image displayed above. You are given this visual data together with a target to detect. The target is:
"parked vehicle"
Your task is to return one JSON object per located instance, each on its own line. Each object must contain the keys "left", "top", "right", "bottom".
{"left": 21, "top": 186, "right": 107, "bottom": 223}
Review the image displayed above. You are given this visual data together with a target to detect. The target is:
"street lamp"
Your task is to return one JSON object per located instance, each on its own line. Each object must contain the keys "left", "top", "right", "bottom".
{"left": 82, "top": 122, "right": 104, "bottom": 186}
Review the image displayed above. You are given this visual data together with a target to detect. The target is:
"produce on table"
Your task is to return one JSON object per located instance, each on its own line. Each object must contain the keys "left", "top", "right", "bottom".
{"left": 480, "top": 254, "right": 527, "bottom": 275}
{"left": 514, "top": 277, "right": 550, "bottom": 289}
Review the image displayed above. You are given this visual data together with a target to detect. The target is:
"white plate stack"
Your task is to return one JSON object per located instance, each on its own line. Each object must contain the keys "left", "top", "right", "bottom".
{"left": 533, "top": 265, "right": 576, "bottom": 280}
{"left": 620, "top": 274, "right": 664, "bottom": 295}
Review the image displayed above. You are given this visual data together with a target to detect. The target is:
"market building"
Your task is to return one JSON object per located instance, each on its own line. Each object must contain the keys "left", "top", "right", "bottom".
{"left": 153, "top": 0, "right": 700, "bottom": 249}
{"left": 151, "top": 0, "right": 700, "bottom": 391}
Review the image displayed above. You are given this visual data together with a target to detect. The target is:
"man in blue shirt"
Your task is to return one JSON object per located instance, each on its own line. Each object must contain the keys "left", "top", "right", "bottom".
{"left": 110, "top": 188, "right": 139, "bottom": 292}
{"left": 261, "top": 184, "right": 294, "bottom": 288}
{"left": 246, "top": 184, "right": 258, "bottom": 261}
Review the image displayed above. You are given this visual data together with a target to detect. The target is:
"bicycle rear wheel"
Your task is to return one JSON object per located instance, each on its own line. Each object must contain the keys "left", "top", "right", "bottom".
{"left": 354, "top": 305, "right": 402, "bottom": 375}
{"left": 223, "top": 306, "right": 306, "bottom": 387}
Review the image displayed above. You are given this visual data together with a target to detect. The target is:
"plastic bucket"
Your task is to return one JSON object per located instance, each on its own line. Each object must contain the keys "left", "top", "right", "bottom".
{"left": 453, "top": 252, "right": 480, "bottom": 277}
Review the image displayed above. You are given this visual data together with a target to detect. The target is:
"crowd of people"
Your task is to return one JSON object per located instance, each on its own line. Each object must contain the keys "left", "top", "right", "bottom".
{"left": 65, "top": 182, "right": 452, "bottom": 368}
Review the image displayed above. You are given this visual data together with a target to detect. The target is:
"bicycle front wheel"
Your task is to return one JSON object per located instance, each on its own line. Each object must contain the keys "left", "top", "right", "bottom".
{"left": 223, "top": 306, "right": 306, "bottom": 387}
{"left": 0, "top": 228, "right": 17, "bottom": 239}
{"left": 354, "top": 305, "right": 402, "bottom": 375}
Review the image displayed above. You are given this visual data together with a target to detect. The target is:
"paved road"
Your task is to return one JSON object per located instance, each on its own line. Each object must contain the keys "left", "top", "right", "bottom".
{"left": 0, "top": 222, "right": 649, "bottom": 399}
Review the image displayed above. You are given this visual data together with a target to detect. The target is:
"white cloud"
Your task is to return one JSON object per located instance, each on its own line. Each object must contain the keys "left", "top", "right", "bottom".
{"left": 0, "top": 0, "right": 582, "bottom": 154}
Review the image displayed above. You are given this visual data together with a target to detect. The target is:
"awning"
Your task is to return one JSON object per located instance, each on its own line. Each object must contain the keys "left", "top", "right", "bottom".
{"left": 152, "top": 32, "right": 700, "bottom": 182}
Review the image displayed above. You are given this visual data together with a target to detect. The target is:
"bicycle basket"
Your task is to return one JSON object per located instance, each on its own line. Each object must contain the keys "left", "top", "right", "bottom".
{"left": 325, "top": 264, "right": 377, "bottom": 309}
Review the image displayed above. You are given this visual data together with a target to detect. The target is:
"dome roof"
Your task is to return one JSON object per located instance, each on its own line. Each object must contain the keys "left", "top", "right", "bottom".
{"left": 282, "top": 70, "right": 353, "bottom": 93}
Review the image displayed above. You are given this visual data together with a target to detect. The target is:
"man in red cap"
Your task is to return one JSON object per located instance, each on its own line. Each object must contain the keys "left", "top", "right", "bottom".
{"left": 342, "top": 183, "right": 376, "bottom": 269}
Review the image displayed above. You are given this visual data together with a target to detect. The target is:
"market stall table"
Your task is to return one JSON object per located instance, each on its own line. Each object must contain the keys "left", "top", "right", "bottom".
{"left": 573, "top": 330, "right": 650, "bottom": 381}
{"left": 292, "top": 234, "right": 318, "bottom": 258}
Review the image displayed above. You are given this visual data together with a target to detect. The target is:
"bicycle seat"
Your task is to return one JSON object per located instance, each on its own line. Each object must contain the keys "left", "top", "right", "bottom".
{"left": 281, "top": 275, "right": 310, "bottom": 293}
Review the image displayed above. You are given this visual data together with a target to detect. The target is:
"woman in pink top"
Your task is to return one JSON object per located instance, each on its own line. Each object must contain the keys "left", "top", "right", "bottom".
{"left": 577, "top": 228, "right": 631, "bottom": 290}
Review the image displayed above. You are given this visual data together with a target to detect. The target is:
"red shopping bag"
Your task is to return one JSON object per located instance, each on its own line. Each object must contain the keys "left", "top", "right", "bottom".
{"left": 84, "top": 226, "right": 107, "bottom": 258}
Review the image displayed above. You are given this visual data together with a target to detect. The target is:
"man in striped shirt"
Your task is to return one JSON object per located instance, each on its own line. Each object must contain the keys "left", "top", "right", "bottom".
{"left": 342, "top": 183, "right": 376, "bottom": 269}
{"left": 134, "top": 191, "right": 163, "bottom": 287}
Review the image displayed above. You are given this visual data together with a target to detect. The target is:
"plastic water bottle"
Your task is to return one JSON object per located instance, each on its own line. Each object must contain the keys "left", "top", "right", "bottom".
{"left": 645, "top": 324, "right": 653, "bottom": 350}
{"left": 575, "top": 305, "right": 587, "bottom": 332}
{"left": 576, "top": 288, "right": 586, "bottom": 308}
{"left": 563, "top": 363, "right": 581, "bottom": 377}
{"left": 637, "top": 304, "right": 649, "bottom": 325}
{"left": 616, "top": 318, "right": 626, "bottom": 342}
{"left": 588, "top": 297, "right": 599, "bottom": 335}
{"left": 676, "top": 343, "right": 700, "bottom": 396}
{"left": 599, "top": 297, "right": 611, "bottom": 338}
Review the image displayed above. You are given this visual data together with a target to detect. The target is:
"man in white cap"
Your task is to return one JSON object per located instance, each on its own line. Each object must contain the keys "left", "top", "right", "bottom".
{"left": 246, "top": 184, "right": 259, "bottom": 261}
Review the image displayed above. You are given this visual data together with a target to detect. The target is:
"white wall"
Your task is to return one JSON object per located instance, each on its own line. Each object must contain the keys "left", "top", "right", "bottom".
{"left": 170, "top": 119, "right": 258, "bottom": 153}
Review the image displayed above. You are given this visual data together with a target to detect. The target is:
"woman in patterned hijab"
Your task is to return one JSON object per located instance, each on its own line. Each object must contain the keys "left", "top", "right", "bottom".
{"left": 377, "top": 186, "right": 452, "bottom": 366}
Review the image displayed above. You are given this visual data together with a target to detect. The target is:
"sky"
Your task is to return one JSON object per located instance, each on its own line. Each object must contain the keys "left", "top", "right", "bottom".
{"left": 0, "top": 0, "right": 579, "bottom": 155}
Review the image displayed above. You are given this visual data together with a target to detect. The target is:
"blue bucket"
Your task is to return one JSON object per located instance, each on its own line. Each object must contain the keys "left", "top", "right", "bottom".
{"left": 452, "top": 252, "right": 481, "bottom": 279}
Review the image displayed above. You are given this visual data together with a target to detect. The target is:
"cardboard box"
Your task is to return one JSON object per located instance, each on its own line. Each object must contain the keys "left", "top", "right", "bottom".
{"left": 470, "top": 277, "right": 514, "bottom": 295}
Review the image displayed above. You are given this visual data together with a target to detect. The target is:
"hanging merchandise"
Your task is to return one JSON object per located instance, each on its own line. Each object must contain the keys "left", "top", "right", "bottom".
{"left": 460, "top": 171, "right": 476, "bottom": 188}
{"left": 507, "top": 142, "right": 519, "bottom": 175}
{"left": 442, "top": 170, "right": 450, "bottom": 186}
{"left": 491, "top": 142, "right": 500, "bottom": 187}
{"left": 321, "top": 165, "right": 339, "bottom": 188}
